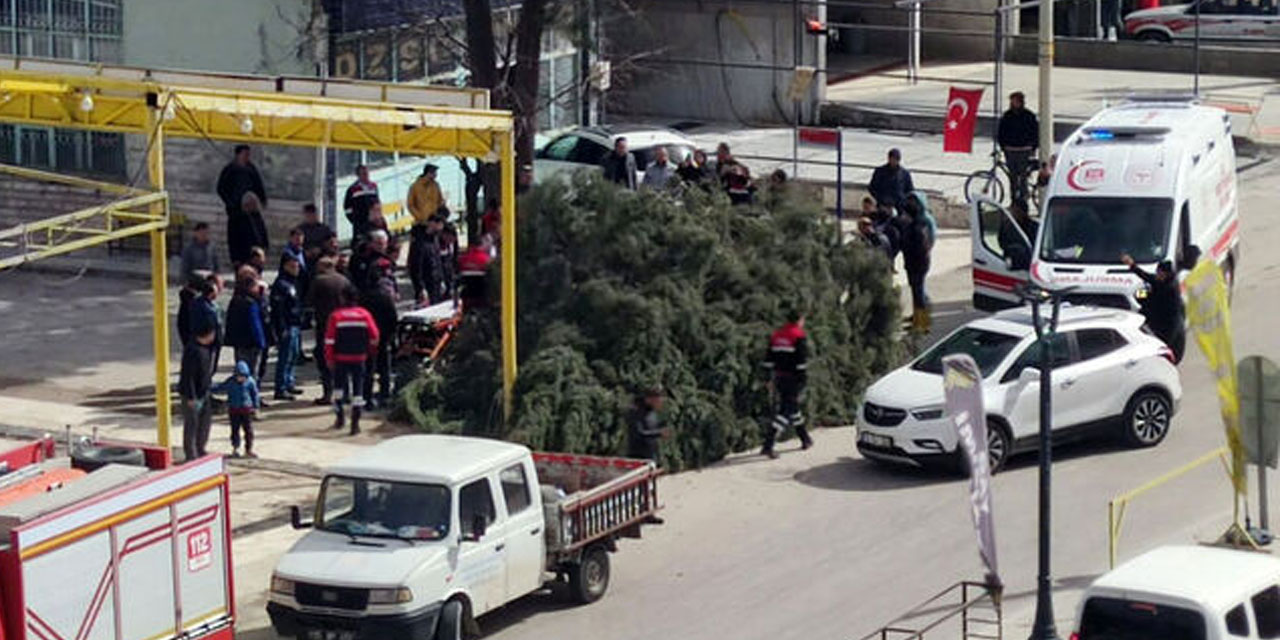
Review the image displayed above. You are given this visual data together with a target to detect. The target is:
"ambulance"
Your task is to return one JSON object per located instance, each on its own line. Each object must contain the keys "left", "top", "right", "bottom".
{"left": 971, "top": 100, "right": 1240, "bottom": 311}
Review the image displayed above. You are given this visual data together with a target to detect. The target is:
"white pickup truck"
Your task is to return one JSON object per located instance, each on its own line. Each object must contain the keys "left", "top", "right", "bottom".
{"left": 266, "top": 435, "right": 662, "bottom": 640}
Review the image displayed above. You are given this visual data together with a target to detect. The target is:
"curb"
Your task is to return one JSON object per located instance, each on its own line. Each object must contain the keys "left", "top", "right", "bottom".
{"left": 819, "top": 101, "right": 1279, "bottom": 153}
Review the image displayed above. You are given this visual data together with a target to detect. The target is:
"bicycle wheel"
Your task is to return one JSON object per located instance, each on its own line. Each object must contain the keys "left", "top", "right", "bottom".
{"left": 964, "top": 169, "right": 1006, "bottom": 204}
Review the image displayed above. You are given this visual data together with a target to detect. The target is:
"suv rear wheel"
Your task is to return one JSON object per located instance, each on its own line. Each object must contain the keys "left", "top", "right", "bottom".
{"left": 1123, "top": 390, "right": 1172, "bottom": 448}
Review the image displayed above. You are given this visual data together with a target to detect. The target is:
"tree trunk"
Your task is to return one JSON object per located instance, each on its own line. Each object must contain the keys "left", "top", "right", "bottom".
{"left": 512, "top": 0, "right": 549, "bottom": 172}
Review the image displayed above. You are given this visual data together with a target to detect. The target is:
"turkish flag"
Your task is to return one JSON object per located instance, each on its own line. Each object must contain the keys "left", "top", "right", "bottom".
{"left": 943, "top": 87, "right": 984, "bottom": 153}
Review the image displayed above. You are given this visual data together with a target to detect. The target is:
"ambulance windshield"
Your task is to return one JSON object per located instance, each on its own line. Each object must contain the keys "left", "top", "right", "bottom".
{"left": 1039, "top": 197, "right": 1173, "bottom": 264}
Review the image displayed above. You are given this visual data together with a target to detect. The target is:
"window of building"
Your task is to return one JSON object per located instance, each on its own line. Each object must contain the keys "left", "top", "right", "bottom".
{"left": 0, "top": 0, "right": 125, "bottom": 177}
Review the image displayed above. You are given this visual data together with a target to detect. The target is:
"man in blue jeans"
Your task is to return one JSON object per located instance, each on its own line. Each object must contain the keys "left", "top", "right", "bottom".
{"left": 270, "top": 253, "right": 305, "bottom": 400}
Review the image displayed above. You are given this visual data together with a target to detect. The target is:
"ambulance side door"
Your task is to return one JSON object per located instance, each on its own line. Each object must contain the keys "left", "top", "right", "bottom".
{"left": 970, "top": 198, "right": 1032, "bottom": 312}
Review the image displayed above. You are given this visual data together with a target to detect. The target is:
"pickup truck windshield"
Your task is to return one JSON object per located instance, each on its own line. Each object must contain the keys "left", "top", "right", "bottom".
{"left": 318, "top": 476, "right": 450, "bottom": 541}
{"left": 912, "top": 328, "right": 1022, "bottom": 378}
{"left": 1039, "top": 197, "right": 1173, "bottom": 264}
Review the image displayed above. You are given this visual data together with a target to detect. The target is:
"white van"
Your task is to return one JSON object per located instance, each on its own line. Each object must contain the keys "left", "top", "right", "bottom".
{"left": 1073, "top": 545, "right": 1280, "bottom": 640}
{"left": 971, "top": 100, "right": 1240, "bottom": 312}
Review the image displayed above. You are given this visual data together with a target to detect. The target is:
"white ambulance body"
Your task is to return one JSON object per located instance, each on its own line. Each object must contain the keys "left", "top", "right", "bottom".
{"left": 971, "top": 100, "right": 1240, "bottom": 311}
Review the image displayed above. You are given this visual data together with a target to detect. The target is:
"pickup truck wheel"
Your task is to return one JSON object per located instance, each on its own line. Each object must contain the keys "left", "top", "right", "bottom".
{"left": 434, "top": 599, "right": 464, "bottom": 640}
{"left": 569, "top": 545, "right": 611, "bottom": 604}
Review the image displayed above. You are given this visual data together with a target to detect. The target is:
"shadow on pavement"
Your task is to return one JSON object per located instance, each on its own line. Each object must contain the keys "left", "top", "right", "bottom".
{"left": 793, "top": 456, "right": 959, "bottom": 492}
{"left": 473, "top": 585, "right": 577, "bottom": 637}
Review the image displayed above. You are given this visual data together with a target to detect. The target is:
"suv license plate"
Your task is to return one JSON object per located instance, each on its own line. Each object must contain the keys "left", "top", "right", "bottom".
{"left": 305, "top": 630, "right": 355, "bottom": 640}
{"left": 860, "top": 432, "right": 892, "bottom": 448}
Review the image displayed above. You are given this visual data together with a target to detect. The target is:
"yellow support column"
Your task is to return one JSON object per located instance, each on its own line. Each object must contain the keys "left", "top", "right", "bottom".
{"left": 500, "top": 131, "right": 517, "bottom": 420}
{"left": 147, "top": 105, "right": 172, "bottom": 449}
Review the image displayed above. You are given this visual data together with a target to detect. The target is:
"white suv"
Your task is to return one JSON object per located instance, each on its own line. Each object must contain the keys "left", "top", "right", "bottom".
{"left": 534, "top": 125, "right": 697, "bottom": 185}
{"left": 856, "top": 306, "right": 1181, "bottom": 472}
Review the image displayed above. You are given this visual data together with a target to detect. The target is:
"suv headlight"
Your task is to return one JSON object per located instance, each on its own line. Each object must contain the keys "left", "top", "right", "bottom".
{"left": 910, "top": 406, "right": 946, "bottom": 421}
{"left": 368, "top": 587, "right": 414, "bottom": 605}
{"left": 270, "top": 574, "right": 295, "bottom": 596}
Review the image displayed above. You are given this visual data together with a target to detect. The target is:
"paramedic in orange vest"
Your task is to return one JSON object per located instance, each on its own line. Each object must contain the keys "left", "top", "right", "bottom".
{"left": 762, "top": 306, "right": 813, "bottom": 459}
{"left": 324, "top": 285, "right": 380, "bottom": 435}
{"left": 458, "top": 237, "right": 493, "bottom": 310}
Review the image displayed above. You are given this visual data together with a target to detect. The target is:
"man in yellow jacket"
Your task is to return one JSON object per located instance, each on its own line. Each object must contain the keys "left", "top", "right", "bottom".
{"left": 406, "top": 164, "right": 444, "bottom": 302}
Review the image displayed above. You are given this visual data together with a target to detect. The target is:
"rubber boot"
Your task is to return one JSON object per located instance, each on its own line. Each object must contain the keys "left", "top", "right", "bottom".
{"left": 332, "top": 403, "right": 345, "bottom": 430}
{"left": 797, "top": 425, "right": 814, "bottom": 450}
{"left": 350, "top": 406, "right": 362, "bottom": 436}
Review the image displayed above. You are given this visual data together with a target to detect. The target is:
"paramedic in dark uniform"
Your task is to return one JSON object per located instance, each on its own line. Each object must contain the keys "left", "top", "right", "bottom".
{"left": 1122, "top": 253, "right": 1187, "bottom": 364}
{"left": 762, "top": 307, "right": 814, "bottom": 459}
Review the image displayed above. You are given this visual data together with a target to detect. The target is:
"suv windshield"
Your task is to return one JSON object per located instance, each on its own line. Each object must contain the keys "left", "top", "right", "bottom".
{"left": 1078, "top": 596, "right": 1207, "bottom": 640}
{"left": 318, "top": 476, "right": 451, "bottom": 541}
{"left": 913, "top": 327, "right": 1023, "bottom": 378}
{"left": 1040, "top": 197, "right": 1173, "bottom": 264}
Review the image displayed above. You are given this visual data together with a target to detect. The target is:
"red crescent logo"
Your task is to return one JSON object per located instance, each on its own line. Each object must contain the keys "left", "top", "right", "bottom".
{"left": 1066, "top": 160, "right": 1105, "bottom": 191}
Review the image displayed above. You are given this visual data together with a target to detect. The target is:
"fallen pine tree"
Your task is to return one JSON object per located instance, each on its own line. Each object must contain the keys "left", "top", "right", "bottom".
{"left": 398, "top": 175, "right": 904, "bottom": 471}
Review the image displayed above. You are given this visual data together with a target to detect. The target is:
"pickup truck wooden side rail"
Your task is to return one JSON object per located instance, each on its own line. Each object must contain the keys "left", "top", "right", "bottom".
{"left": 532, "top": 453, "right": 660, "bottom": 554}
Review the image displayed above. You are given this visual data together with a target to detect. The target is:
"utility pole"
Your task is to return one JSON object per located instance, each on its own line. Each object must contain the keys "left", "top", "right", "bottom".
{"left": 1024, "top": 284, "right": 1071, "bottom": 640}
{"left": 1037, "top": 0, "right": 1053, "bottom": 163}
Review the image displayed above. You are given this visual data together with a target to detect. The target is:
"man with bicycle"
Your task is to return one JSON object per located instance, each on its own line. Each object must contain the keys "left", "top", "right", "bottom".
{"left": 997, "top": 91, "right": 1039, "bottom": 206}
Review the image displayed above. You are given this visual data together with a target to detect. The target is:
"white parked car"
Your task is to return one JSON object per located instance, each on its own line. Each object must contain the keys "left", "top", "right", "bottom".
{"left": 856, "top": 306, "right": 1181, "bottom": 472}
{"left": 533, "top": 125, "right": 697, "bottom": 185}
{"left": 1126, "top": 0, "right": 1280, "bottom": 42}
{"left": 1075, "top": 545, "right": 1280, "bottom": 640}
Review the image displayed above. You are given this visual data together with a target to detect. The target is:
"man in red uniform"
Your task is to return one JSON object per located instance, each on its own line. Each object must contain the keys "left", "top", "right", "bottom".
{"left": 458, "top": 237, "right": 493, "bottom": 310}
{"left": 762, "top": 306, "right": 812, "bottom": 458}
{"left": 324, "top": 285, "right": 381, "bottom": 435}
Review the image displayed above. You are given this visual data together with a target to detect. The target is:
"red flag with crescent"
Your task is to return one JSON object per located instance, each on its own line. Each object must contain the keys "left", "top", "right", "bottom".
{"left": 943, "top": 87, "right": 984, "bottom": 154}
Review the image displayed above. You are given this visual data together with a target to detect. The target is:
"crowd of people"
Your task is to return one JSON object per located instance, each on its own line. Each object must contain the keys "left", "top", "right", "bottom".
{"left": 175, "top": 146, "right": 497, "bottom": 462}
{"left": 602, "top": 138, "right": 787, "bottom": 205}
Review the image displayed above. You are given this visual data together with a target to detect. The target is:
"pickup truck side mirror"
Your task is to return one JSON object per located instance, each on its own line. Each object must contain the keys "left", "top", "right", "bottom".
{"left": 462, "top": 513, "right": 487, "bottom": 542}
{"left": 290, "top": 505, "right": 313, "bottom": 530}
{"left": 1018, "top": 367, "right": 1042, "bottom": 384}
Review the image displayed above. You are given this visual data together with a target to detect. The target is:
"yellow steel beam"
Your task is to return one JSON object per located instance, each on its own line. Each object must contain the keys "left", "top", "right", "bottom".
{"left": 0, "top": 163, "right": 149, "bottom": 196}
{"left": 500, "top": 130, "right": 517, "bottom": 420}
{"left": 146, "top": 106, "right": 172, "bottom": 451}
{"left": 0, "top": 67, "right": 512, "bottom": 158}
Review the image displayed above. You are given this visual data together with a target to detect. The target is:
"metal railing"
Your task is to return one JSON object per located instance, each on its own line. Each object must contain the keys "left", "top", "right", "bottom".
{"left": 855, "top": 580, "right": 1002, "bottom": 640}
{"left": 1107, "top": 446, "right": 1232, "bottom": 568}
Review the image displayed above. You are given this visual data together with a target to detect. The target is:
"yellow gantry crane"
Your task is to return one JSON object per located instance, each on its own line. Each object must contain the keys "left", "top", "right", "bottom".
{"left": 0, "top": 55, "right": 519, "bottom": 447}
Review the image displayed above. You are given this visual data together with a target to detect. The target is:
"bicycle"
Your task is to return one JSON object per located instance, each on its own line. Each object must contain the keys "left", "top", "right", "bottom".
{"left": 964, "top": 150, "right": 1042, "bottom": 209}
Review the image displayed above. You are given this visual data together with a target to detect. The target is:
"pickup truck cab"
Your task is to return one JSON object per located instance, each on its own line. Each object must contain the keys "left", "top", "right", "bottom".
{"left": 1073, "top": 545, "right": 1280, "bottom": 640}
{"left": 267, "top": 435, "right": 661, "bottom": 640}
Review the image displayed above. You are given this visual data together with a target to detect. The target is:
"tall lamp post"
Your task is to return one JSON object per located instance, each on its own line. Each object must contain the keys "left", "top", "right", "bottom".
{"left": 1022, "top": 284, "right": 1074, "bottom": 640}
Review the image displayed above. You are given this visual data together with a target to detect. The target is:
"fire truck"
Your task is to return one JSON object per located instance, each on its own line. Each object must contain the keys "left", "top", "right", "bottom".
{"left": 0, "top": 436, "right": 234, "bottom": 640}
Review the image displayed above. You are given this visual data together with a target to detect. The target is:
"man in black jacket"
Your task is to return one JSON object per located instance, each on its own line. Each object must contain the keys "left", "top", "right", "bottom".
{"left": 216, "top": 145, "right": 268, "bottom": 265}
{"left": 997, "top": 92, "right": 1039, "bottom": 205}
{"left": 360, "top": 261, "right": 398, "bottom": 410}
{"left": 180, "top": 325, "right": 217, "bottom": 461}
{"left": 1122, "top": 254, "right": 1187, "bottom": 363}
{"left": 601, "top": 137, "right": 638, "bottom": 190}
{"left": 868, "top": 148, "right": 915, "bottom": 212}
{"left": 271, "top": 254, "right": 305, "bottom": 400}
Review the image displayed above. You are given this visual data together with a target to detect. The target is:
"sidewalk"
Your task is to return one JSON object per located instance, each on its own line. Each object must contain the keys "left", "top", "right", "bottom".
{"left": 823, "top": 62, "right": 1280, "bottom": 145}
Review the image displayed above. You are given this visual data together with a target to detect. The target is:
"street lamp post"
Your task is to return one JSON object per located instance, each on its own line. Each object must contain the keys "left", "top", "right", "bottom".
{"left": 1023, "top": 285, "right": 1072, "bottom": 640}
